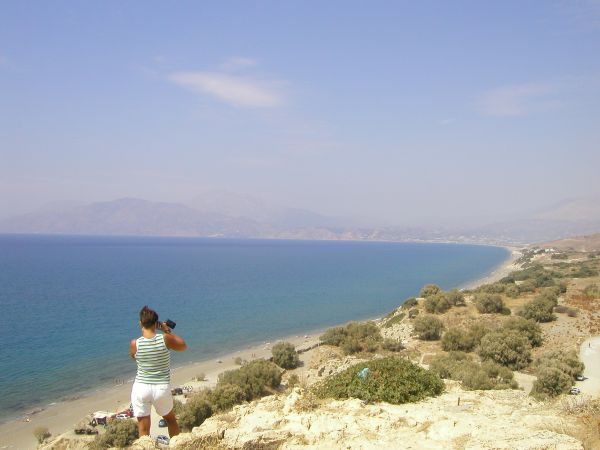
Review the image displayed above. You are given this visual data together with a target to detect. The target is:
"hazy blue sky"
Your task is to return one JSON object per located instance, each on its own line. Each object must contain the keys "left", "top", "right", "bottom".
{"left": 1, "top": 1, "right": 599, "bottom": 224}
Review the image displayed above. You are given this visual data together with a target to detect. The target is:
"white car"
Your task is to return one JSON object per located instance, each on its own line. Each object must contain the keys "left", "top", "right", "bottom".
{"left": 570, "top": 387, "right": 581, "bottom": 395}
{"left": 576, "top": 374, "right": 585, "bottom": 381}
{"left": 115, "top": 413, "right": 129, "bottom": 420}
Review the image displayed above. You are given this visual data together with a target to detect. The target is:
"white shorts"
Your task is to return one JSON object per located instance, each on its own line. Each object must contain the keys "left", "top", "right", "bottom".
{"left": 131, "top": 382, "right": 173, "bottom": 417}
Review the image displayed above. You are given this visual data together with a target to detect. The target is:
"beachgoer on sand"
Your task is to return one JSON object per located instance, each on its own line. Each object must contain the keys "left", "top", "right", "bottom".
{"left": 129, "top": 306, "right": 187, "bottom": 438}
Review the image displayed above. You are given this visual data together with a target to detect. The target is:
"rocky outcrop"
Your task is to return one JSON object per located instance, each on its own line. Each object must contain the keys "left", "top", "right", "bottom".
{"left": 164, "top": 385, "right": 582, "bottom": 449}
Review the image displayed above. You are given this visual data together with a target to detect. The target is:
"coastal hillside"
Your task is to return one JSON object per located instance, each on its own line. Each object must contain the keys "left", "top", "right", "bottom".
{"left": 39, "top": 244, "right": 600, "bottom": 449}
{"left": 538, "top": 233, "right": 600, "bottom": 252}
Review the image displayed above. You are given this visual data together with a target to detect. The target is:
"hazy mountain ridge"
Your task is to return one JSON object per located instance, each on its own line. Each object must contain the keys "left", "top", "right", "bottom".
{"left": 1, "top": 195, "right": 599, "bottom": 245}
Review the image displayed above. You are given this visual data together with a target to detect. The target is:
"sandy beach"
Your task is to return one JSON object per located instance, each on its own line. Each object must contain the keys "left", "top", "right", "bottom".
{"left": 0, "top": 245, "right": 518, "bottom": 450}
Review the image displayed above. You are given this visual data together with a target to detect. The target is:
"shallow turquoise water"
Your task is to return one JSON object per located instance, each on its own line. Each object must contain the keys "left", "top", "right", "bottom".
{"left": 0, "top": 235, "right": 507, "bottom": 421}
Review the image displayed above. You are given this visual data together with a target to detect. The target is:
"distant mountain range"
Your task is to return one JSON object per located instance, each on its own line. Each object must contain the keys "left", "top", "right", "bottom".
{"left": 1, "top": 194, "right": 599, "bottom": 245}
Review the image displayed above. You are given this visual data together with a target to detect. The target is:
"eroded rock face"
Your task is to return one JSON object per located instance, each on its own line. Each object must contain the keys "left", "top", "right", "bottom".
{"left": 169, "top": 387, "right": 582, "bottom": 450}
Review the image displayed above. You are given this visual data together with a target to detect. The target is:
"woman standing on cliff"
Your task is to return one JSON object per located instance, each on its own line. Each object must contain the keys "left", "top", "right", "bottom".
{"left": 129, "top": 306, "right": 187, "bottom": 438}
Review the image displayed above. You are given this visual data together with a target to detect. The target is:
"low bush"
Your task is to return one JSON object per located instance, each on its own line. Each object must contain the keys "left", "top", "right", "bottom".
{"left": 208, "top": 383, "right": 246, "bottom": 412}
{"left": 176, "top": 393, "right": 213, "bottom": 432}
{"left": 90, "top": 419, "right": 139, "bottom": 449}
{"left": 218, "top": 359, "right": 282, "bottom": 401}
{"left": 519, "top": 297, "right": 556, "bottom": 323}
{"left": 320, "top": 322, "right": 383, "bottom": 355}
{"left": 429, "top": 352, "right": 517, "bottom": 390}
{"left": 33, "top": 427, "right": 51, "bottom": 444}
{"left": 381, "top": 338, "right": 405, "bottom": 352}
{"left": 424, "top": 293, "right": 451, "bottom": 314}
{"left": 531, "top": 366, "right": 573, "bottom": 399}
{"left": 504, "top": 285, "right": 520, "bottom": 298}
{"left": 476, "top": 283, "right": 506, "bottom": 294}
{"left": 313, "top": 357, "right": 444, "bottom": 404}
{"left": 441, "top": 328, "right": 476, "bottom": 352}
{"left": 517, "top": 280, "right": 537, "bottom": 294}
{"left": 478, "top": 329, "right": 532, "bottom": 369}
{"left": 272, "top": 341, "right": 300, "bottom": 369}
{"left": 534, "top": 350, "right": 584, "bottom": 380}
{"left": 419, "top": 284, "right": 442, "bottom": 298}
{"left": 408, "top": 308, "right": 419, "bottom": 318}
{"left": 446, "top": 289, "right": 466, "bottom": 306}
{"left": 571, "top": 264, "right": 599, "bottom": 278}
{"left": 502, "top": 317, "right": 542, "bottom": 347}
{"left": 402, "top": 297, "right": 418, "bottom": 309}
{"left": 584, "top": 284, "right": 600, "bottom": 298}
{"left": 413, "top": 315, "right": 444, "bottom": 340}
{"left": 475, "top": 293, "right": 506, "bottom": 314}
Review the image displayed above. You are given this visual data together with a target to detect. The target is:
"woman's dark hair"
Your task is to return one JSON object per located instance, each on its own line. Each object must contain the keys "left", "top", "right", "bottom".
{"left": 139, "top": 305, "right": 158, "bottom": 329}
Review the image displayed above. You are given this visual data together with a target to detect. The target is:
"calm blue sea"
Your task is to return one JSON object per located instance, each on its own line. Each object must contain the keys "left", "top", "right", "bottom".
{"left": 0, "top": 235, "right": 508, "bottom": 422}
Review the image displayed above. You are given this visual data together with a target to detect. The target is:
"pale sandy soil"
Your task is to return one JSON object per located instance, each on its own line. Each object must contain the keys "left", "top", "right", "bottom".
{"left": 0, "top": 245, "right": 518, "bottom": 450}
{"left": 578, "top": 337, "right": 600, "bottom": 396}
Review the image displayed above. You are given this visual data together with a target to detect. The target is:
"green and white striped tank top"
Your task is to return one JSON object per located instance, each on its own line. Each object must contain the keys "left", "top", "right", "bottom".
{"left": 135, "top": 334, "right": 170, "bottom": 384}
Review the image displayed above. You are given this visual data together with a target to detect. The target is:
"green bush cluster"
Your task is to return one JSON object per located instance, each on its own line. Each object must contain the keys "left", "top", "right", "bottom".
{"left": 313, "top": 357, "right": 444, "bottom": 404}
{"left": 419, "top": 286, "right": 465, "bottom": 315}
{"left": 474, "top": 293, "right": 509, "bottom": 314}
{"left": 90, "top": 419, "right": 139, "bottom": 450}
{"left": 518, "top": 288, "right": 559, "bottom": 323}
{"left": 419, "top": 284, "right": 442, "bottom": 298}
{"left": 271, "top": 341, "right": 300, "bottom": 369}
{"left": 584, "top": 284, "right": 600, "bottom": 298}
{"left": 320, "top": 322, "right": 383, "bottom": 355}
{"left": 381, "top": 339, "right": 405, "bottom": 352}
{"left": 531, "top": 350, "right": 584, "bottom": 398}
{"left": 502, "top": 316, "right": 543, "bottom": 347}
{"left": 177, "top": 359, "right": 283, "bottom": 431}
{"left": 441, "top": 323, "right": 491, "bottom": 352}
{"left": 478, "top": 329, "right": 532, "bottom": 369}
{"left": 413, "top": 315, "right": 444, "bottom": 340}
{"left": 424, "top": 293, "right": 451, "bottom": 314}
{"left": 429, "top": 351, "right": 517, "bottom": 390}
{"left": 402, "top": 297, "right": 418, "bottom": 309}
{"left": 218, "top": 359, "right": 282, "bottom": 400}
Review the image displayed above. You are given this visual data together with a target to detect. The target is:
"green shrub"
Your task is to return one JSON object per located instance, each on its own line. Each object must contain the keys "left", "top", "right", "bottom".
{"left": 208, "top": 383, "right": 246, "bottom": 412}
{"left": 381, "top": 339, "right": 405, "bottom": 352}
{"left": 320, "top": 322, "right": 382, "bottom": 355}
{"left": 518, "top": 297, "right": 556, "bottom": 323}
{"left": 314, "top": 357, "right": 444, "bottom": 404}
{"left": 420, "top": 284, "right": 442, "bottom": 298}
{"left": 571, "top": 264, "right": 598, "bottom": 278}
{"left": 446, "top": 289, "right": 466, "bottom": 306}
{"left": 384, "top": 312, "right": 405, "bottom": 328}
{"left": 502, "top": 317, "right": 542, "bottom": 347}
{"left": 533, "top": 350, "right": 584, "bottom": 380}
{"left": 441, "top": 328, "right": 475, "bottom": 352}
{"left": 467, "top": 323, "right": 493, "bottom": 347}
{"left": 475, "top": 293, "right": 505, "bottom": 314}
{"left": 287, "top": 373, "right": 300, "bottom": 388}
{"left": 177, "top": 393, "right": 213, "bottom": 432}
{"left": 33, "top": 427, "right": 51, "bottom": 444}
{"left": 413, "top": 315, "right": 444, "bottom": 340}
{"left": 477, "top": 283, "right": 506, "bottom": 294}
{"left": 90, "top": 419, "right": 139, "bottom": 449}
{"left": 272, "top": 341, "right": 300, "bottom": 369}
{"left": 584, "top": 284, "right": 600, "bottom": 298}
{"left": 478, "top": 329, "right": 532, "bottom": 369}
{"left": 429, "top": 352, "right": 517, "bottom": 390}
{"left": 551, "top": 253, "right": 568, "bottom": 260}
{"left": 531, "top": 367, "right": 572, "bottom": 399}
{"left": 408, "top": 308, "right": 419, "bottom": 318}
{"left": 424, "top": 293, "right": 451, "bottom": 314}
{"left": 504, "top": 285, "right": 520, "bottom": 298}
{"left": 402, "top": 297, "right": 418, "bottom": 309}
{"left": 517, "top": 280, "right": 537, "bottom": 293}
{"left": 218, "top": 359, "right": 282, "bottom": 401}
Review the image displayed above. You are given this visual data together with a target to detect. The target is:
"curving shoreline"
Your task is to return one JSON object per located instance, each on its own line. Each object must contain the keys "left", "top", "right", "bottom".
{"left": 0, "top": 245, "right": 517, "bottom": 449}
